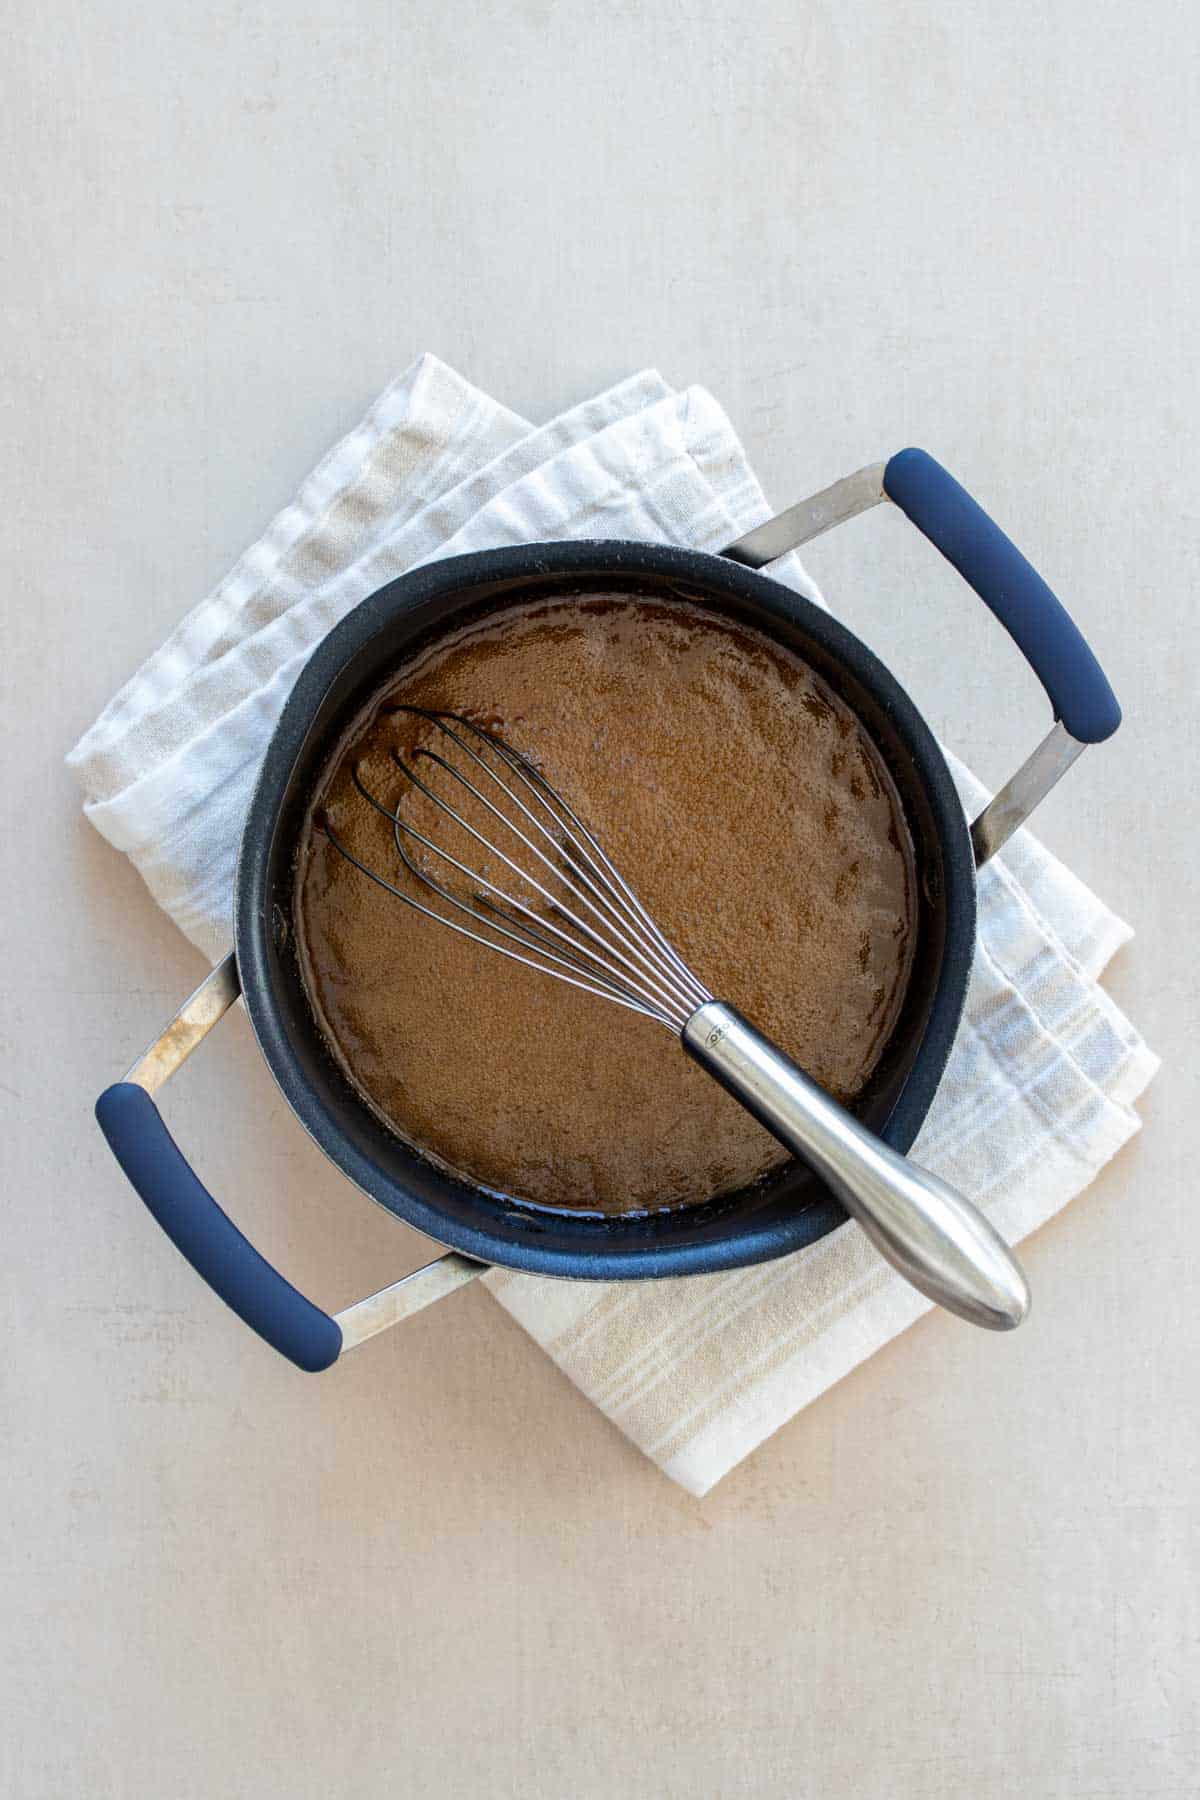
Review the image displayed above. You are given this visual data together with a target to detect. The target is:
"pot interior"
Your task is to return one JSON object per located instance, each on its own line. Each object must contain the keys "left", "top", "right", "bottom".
{"left": 237, "top": 543, "right": 975, "bottom": 1279}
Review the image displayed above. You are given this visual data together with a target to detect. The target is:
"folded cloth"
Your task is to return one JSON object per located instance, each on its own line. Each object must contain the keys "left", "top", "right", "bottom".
{"left": 69, "top": 354, "right": 1158, "bottom": 1495}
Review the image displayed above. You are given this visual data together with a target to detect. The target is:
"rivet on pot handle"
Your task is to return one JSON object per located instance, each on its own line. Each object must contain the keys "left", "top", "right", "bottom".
{"left": 95, "top": 955, "right": 488, "bottom": 1371}
{"left": 722, "top": 447, "right": 1121, "bottom": 863}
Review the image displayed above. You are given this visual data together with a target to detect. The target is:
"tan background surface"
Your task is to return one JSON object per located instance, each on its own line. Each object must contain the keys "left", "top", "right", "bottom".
{"left": 3, "top": 2, "right": 1197, "bottom": 1794}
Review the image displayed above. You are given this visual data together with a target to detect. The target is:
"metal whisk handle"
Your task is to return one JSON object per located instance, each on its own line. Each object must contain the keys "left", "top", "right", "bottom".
{"left": 683, "top": 1002, "right": 1030, "bottom": 1331}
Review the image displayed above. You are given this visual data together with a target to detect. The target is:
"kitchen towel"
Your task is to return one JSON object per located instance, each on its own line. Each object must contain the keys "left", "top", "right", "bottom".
{"left": 69, "top": 353, "right": 1157, "bottom": 1495}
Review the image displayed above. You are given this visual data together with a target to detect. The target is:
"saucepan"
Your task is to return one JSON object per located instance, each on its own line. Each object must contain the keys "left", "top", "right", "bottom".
{"left": 96, "top": 450, "right": 1120, "bottom": 1370}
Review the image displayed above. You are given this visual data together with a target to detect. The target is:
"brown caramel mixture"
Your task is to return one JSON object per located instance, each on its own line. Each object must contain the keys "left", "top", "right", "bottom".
{"left": 296, "top": 593, "right": 915, "bottom": 1215}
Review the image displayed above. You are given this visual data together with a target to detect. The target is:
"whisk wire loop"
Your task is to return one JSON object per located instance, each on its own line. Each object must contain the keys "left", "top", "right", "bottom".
{"left": 395, "top": 719, "right": 706, "bottom": 1015}
{"left": 382, "top": 753, "right": 694, "bottom": 1026}
{"left": 326, "top": 804, "right": 678, "bottom": 1025}
{"left": 464, "top": 725, "right": 710, "bottom": 1010}
{"left": 324, "top": 708, "right": 710, "bottom": 1032}
{"left": 403, "top": 709, "right": 708, "bottom": 1005}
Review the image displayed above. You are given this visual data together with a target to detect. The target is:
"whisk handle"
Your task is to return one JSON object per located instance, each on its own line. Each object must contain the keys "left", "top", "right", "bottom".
{"left": 683, "top": 1003, "right": 1030, "bottom": 1331}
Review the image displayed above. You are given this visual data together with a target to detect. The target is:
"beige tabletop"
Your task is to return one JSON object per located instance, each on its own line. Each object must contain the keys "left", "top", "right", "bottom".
{"left": 3, "top": 2, "right": 1197, "bottom": 1794}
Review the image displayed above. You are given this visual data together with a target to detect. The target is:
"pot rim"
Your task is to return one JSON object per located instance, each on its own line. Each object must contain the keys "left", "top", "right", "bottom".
{"left": 236, "top": 538, "right": 976, "bottom": 1279}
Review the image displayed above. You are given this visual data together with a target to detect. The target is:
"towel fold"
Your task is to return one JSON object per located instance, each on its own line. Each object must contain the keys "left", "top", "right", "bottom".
{"left": 69, "top": 354, "right": 1157, "bottom": 1494}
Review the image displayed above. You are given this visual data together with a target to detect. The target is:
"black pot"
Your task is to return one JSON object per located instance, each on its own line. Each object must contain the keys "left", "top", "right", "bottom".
{"left": 96, "top": 450, "right": 1119, "bottom": 1370}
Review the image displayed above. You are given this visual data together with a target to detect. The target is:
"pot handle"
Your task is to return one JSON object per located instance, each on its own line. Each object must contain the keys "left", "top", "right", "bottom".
{"left": 880, "top": 449, "right": 1120, "bottom": 746}
{"left": 96, "top": 956, "right": 487, "bottom": 1370}
{"left": 721, "top": 448, "right": 1121, "bottom": 862}
{"left": 97, "top": 1081, "right": 344, "bottom": 1370}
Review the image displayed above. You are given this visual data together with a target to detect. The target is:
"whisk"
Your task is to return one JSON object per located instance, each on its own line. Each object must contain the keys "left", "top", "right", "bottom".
{"left": 324, "top": 708, "right": 1030, "bottom": 1330}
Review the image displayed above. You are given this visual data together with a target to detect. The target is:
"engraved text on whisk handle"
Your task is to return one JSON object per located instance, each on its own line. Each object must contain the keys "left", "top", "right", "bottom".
{"left": 681, "top": 1002, "right": 1030, "bottom": 1331}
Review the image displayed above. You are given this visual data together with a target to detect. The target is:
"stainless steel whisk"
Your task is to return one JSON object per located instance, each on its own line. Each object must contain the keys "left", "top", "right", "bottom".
{"left": 325, "top": 708, "right": 1030, "bottom": 1330}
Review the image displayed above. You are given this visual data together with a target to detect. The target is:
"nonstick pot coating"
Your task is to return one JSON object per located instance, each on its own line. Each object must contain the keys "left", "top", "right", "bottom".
{"left": 236, "top": 541, "right": 976, "bottom": 1280}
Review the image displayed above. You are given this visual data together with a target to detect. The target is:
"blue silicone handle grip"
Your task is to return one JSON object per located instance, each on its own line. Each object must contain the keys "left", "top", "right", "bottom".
{"left": 882, "top": 449, "right": 1120, "bottom": 744}
{"left": 96, "top": 1082, "right": 343, "bottom": 1372}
